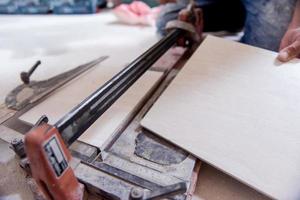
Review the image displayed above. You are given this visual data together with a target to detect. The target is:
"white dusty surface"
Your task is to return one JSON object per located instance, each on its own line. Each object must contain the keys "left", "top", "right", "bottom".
{"left": 0, "top": 12, "right": 158, "bottom": 103}
{"left": 0, "top": 12, "right": 158, "bottom": 200}
{"left": 0, "top": 139, "right": 34, "bottom": 200}
{"left": 9, "top": 12, "right": 162, "bottom": 149}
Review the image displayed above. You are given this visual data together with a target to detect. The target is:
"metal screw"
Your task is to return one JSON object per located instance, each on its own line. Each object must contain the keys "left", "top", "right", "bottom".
{"left": 129, "top": 188, "right": 144, "bottom": 200}
{"left": 20, "top": 60, "right": 41, "bottom": 84}
{"left": 10, "top": 138, "right": 26, "bottom": 158}
{"left": 11, "top": 138, "right": 22, "bottom": 146}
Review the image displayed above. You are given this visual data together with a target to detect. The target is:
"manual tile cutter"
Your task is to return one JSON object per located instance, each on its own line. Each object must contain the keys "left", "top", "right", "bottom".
{"left": 24, "top": 3, "right": 203, "bottom": 200}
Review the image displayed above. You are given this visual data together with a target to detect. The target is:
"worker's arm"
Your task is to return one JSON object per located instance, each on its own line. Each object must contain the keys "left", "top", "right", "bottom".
{"left": 277, "top": 0, "right": 300, "bottom": 62}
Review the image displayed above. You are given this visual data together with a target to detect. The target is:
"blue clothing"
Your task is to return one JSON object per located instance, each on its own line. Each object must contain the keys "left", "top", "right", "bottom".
{"left": 156, "top": 0, "right": 297, "bottom": 51}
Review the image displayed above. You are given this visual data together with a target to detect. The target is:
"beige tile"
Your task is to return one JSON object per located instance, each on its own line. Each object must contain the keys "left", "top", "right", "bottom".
{"left": 142, "top": 36, "right": 300, "bottom": 199}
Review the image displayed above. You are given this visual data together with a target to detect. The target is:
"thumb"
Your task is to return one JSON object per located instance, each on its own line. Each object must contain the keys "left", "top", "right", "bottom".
{"left": 277, "top": 40, "right": 300, "bottom": 62}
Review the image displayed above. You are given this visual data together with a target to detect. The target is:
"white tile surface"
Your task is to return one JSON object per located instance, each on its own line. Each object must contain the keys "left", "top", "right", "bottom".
{"left": 2, "top": 11, "right": 162, "bottom": 148}
{"left": 141, "top": 36, "right": 300, "bottom": 199}
{"left": 0, "top": 12, "right": 158, "bottom": 103}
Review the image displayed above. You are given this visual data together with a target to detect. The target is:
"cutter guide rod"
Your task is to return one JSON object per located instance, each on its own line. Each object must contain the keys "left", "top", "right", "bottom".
{"left": 55, "top": 29, "right": 183, "bottom": 146}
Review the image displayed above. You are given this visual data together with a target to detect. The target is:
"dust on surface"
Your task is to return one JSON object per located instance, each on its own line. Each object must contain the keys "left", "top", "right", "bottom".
{"left": 0, "top": 139, "right": 33, "bottom": 200}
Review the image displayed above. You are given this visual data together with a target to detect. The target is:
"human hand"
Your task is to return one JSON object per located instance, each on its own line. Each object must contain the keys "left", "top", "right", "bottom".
{"left": 277, "top": 27, "right": 300, "bottom": 62}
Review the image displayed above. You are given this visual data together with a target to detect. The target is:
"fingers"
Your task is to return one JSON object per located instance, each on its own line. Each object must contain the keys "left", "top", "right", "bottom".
{"left": 277, "top": 40, "right": 300, "bottom": 62}
{"left": 279, "top": 38, "right": 289, "bottom": 51}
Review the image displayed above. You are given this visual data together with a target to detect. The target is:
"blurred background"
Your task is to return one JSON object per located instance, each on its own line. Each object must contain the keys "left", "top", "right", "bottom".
{"left": 0, "top": 0, "right": 158, "bottom": 14}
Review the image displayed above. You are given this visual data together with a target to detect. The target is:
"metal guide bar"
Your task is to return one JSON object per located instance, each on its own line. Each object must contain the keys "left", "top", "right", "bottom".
{"left": 55, "top": 29, "right": 183, "bottom": 146}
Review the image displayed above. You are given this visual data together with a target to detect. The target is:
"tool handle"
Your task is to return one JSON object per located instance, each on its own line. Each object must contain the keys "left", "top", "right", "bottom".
{"left": 24, "top": 123, "right": 84, "bottom": 200}
{"left": 28, "top": 60, "right": 41, "bottom": 76}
